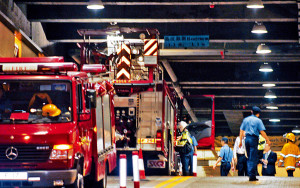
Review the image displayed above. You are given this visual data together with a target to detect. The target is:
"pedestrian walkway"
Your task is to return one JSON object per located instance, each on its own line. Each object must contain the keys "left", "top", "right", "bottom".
{"left": 107, "top": 176, "right": 300, "bottom": 188}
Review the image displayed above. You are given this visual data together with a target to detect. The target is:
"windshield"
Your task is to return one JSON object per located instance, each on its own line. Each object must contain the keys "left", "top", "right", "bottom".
{"left": 0, "top": 80, "right": 72, "bottom": 124}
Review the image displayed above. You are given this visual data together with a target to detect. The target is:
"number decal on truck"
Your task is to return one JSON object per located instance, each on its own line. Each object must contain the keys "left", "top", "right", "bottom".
{"left": 147, "top": 160, "right": 165, "bottom": 168}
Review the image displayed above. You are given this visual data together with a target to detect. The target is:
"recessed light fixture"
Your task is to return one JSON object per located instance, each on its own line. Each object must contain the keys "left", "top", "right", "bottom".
{"left": 259, "top": 63, "right": 273, "bottom": 72}
{"left": 264, "top": 90, "right": 277, "bottom": 99}
{"left": 269, "top": 119, "right": 280, "bottom": 122}
{"left": 87, "top": 0, "right": 104, "bottom": 9}
{"left": 256, "top": 43, "right": 271, "bottom": 54}
{"left": 262, "top": 83, "right": 276, "bottom": 87}
{"left": 252, "top": 22, "right": 268, "bottom": 34}
{"left": 247, "top": 0, "right": 264, "bottom": 9}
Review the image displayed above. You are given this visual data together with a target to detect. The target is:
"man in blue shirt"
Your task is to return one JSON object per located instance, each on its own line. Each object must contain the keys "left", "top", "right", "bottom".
{"left": 239, "top": 106, "right": 271, "bottom": 181}
{"left": 213, "top": 137, "right": 234, "bottom": 176}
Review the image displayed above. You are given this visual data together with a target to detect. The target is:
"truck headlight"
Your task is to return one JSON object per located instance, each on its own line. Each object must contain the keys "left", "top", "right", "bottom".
{"left": 50, "top": 144, "right": 73, "bottom": 160}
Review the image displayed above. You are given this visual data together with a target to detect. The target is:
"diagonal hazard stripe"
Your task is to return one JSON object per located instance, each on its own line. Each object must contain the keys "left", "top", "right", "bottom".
{"left": 116, "top": 68, "right": 130, "bottom": 79}
{"left": 117, "top": 47, "right": 122, "bottom": 55}
{"left": 122, "top": 43, "right": 131, "bottom": 54}
{"left": 145, "top": 42, "right": 158, "bottom": 56}
{"left": 117, "top": 56, "right": 131, "bottom": 67}
{"left": 144, "top": 39, "right": 156, "bottom": 52}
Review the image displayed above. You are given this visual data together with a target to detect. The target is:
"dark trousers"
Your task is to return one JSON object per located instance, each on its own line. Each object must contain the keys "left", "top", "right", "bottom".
{"left": 256, "top": 150, "right": 264, "bottom": 176}
{"left": 287, "top": 170, "right": 294, "bottom": 177}
{"left": 220, "top": 162, "right": 231, "bottom": 176}
{"left": 180, "top": 152, "right": 193, "bottom": 176}
{"left": 237, "top": 154, "right": 247, "bottom": 176}
{"left": 245, "top": 135, "right": 259, "bottom": 180}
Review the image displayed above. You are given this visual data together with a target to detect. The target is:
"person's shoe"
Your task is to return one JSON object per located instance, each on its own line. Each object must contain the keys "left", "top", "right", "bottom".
{"left": 249, "top": 178, "right": 259, "bottom": 181}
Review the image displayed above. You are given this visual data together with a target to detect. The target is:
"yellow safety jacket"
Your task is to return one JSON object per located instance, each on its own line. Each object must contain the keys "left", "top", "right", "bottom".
{"left": 279, "top": 142, "right": 300, "bottom": 171}
{"left": 177, "top": 130, "right": 193, "bottom": 147}
{"left": 258, "top": 134, "right": 266, "bottom": 150}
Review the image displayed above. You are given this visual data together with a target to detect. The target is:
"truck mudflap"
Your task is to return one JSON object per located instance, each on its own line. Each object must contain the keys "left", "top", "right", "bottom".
{"left": 0, "top": 169, "right": 77, "bottom": 187}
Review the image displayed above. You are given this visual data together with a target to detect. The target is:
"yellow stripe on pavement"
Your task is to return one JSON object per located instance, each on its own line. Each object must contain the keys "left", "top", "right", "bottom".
{"left": 164, "top": 177, "right": 191, "bottom": 188}
{"left": 154, "top": 177, "right": 182, "bottom": 188}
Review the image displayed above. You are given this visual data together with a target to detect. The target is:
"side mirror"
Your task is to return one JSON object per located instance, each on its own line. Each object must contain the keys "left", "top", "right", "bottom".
{"left": 86, "top": 89, "right": 97, "bottom": 109}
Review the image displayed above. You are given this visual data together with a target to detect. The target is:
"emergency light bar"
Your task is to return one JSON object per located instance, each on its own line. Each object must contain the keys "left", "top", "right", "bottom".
{"left": 0, "top": 62, "right": 78, "bottom": 73}
{"left": 81, "top": 64, "right": 107, "bottom": 74}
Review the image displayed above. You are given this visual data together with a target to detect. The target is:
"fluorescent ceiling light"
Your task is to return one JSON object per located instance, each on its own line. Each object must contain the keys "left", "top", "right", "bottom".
{"left": 87, "top": 0, "right": 104, "bottom": 9}
{"left": 252, "top": 22, "right": 267, "bottom": 34}
{"left": 292, "top": 126, "right": 300, "bottom": 134}
{"left": 247, "top": 0, "right": 264, "bottom": 9}
{"left": 259, "top": 63, "right": 273, "bottom": 72}
{"left": 269, "top": 119, "right": 280, "bottom": 122}
{"left": 266, "top": 106, "right": 278, "bottom": 110}
{"left": 266, "top": 102, "right": 278, "bottom": 109}
{"left": 264, "top": 90, "right": 277, "bottom": 99}
{"left": 262, "top": 83, "right": 275, "bottom": 87}
{"left": 256, "top": 43, "right": 271, "bottom": 54}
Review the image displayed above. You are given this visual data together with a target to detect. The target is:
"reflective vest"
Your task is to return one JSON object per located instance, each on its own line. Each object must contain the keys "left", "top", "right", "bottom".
{"left": 279, "top": 142, "right": 300, "bottom": 171}
{"left": 258, "top": 134, "right": 266, "bottom": 150}
{"left": 177, "top": 130, "right": 193, "bottom": 147}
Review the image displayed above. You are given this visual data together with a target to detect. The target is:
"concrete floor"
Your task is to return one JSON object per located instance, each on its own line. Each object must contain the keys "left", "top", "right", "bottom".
{"left": 107, "top": 176, "right": 300, "bottom": 188}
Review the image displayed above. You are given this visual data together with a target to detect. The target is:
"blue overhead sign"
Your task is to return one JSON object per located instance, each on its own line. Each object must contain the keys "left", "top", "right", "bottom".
{"left": 164, "top": 35, "right": 209, "bottom": 49}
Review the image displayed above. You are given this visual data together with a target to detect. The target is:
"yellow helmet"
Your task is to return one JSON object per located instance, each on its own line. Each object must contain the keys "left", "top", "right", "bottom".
{"left": 42, "top": 104, "right": 61, "bottom": 117}
{"left": 286, "top": 133, "right": 295, "bottom": 142}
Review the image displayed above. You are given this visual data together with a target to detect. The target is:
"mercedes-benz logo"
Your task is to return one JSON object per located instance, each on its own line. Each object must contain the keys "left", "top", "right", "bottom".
{"left": 5, "top": 147, "right": 18, "bottom": 160}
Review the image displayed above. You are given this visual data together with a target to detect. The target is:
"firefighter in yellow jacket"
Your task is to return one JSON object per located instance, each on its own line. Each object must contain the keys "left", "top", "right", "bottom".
{"left": 176, "top": 121, "right": 198, "bottom": 176}
{"left": 278, "top": 133, "right": 300, "bottom": 177}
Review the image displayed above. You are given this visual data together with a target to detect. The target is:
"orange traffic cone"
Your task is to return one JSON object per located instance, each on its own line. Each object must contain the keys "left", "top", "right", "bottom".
{"left": 138, "top": 149, "right": 146, "bottom": 180}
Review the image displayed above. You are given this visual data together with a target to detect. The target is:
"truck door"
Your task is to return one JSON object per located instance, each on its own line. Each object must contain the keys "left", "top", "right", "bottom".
{"left": 76, "top": 83, "right": 93, "bottom": 173}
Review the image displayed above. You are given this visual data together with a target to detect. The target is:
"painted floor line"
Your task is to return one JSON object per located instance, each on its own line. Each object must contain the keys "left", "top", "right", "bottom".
{"left": 154, "top": 176, "right": 182, "bottom": 188}
{"left": 164, "top": 177, "right": 191, "bottom": 188}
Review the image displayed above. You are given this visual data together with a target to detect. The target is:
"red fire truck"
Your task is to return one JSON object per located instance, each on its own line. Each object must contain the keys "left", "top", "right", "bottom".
{"left": 77, "top": 28, "right": 178, "bottom": 175}
{"left": 0, "top": 57, "right": 116, "bottom": 188}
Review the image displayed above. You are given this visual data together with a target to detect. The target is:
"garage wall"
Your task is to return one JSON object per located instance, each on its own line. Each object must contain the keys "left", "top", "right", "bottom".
{"left": 0, "top": 22, "right": 14, "bottom": 57}
{"left": 0, "top": 21, "right": 39, "bottom": 57}
{"left": 22, "top": 42, "right": 38, "bottom": 57}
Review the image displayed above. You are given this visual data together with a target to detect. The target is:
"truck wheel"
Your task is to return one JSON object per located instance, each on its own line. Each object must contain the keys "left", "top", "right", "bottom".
{"left": 67, "top": 165, "right": 84, "bottom": 188}
{"left": 99, "top": 164, "right": 107, "bottom": 188}
{"left": 167, "top": 141, "right": 172, "bottom": 176}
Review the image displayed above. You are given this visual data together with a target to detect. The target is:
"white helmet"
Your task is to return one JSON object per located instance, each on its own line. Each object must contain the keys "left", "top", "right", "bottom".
{"left": 178, "top": 121, "right": 188, "bottom": 132}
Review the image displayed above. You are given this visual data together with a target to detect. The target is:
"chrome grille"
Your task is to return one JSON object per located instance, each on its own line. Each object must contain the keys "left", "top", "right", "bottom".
{"left": 0, "top": 145, "right": 51, "bottom": 163}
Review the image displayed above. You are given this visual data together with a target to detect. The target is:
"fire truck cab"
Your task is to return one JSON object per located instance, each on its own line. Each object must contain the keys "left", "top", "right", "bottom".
{"left": 0, "top": 57, "right": 116, "bottom": 188}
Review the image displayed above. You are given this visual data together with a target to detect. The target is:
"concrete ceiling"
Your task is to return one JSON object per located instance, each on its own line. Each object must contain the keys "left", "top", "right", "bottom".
{"left": 13, "top": 0, "right": 300, "bottom": 136}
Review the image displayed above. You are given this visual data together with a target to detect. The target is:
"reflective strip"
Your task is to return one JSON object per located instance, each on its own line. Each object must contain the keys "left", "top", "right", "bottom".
{"left": 279, "top": 160, "right": 284, "bottom": 162}
{"left": 280, "top": 153, "right": 286, "bottom": 157}
{"left": 283, "top": 154, "right": 298, "bottom": 158}
{"left": 297, "top": 155, "right": 300, "bottom": 158}
{"left": 286, "top": 166, "right": 296, "bottom": 169}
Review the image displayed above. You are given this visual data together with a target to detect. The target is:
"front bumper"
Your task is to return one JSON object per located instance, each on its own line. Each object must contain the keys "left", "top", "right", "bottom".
{"left": 0, "top": 169, "right": 77, "bottom": 187}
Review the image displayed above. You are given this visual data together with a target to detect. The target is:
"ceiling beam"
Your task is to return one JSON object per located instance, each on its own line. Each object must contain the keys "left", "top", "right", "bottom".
{"left": 182, "top": 86, "right": 300, "bottom": 89}
{"left": 48, "top": 39, "right": 299, "bottom": 44}
{"left": 216, "top": 118, "right": 300, "bottom": 121}
{"left": 18, "top": 1, "right": 297, "bottom": 6}
{"left": 176, "top": 81, "right": 300, "bottom": 85}
{"left": 194, "top": 109, "right": 300, "bottom": 112}
{"left": 214, "top": 96, "right": 300, "bottom": 98}
{"left": 31, "top": 18, "right": 297, "bottom": 23}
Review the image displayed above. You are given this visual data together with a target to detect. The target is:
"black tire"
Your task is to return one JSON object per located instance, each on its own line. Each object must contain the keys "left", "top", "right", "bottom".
{"left": 93, "top": 163, "right": 107, "bottom": 188}
{"left": 66, "top": 165, "right": 84, "bottom": 188}
{"left": 99, "top": 165, "right": 107, "bottom": 188}
{"left": 167, "top": 140, "right": 172, "bottom": 176}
